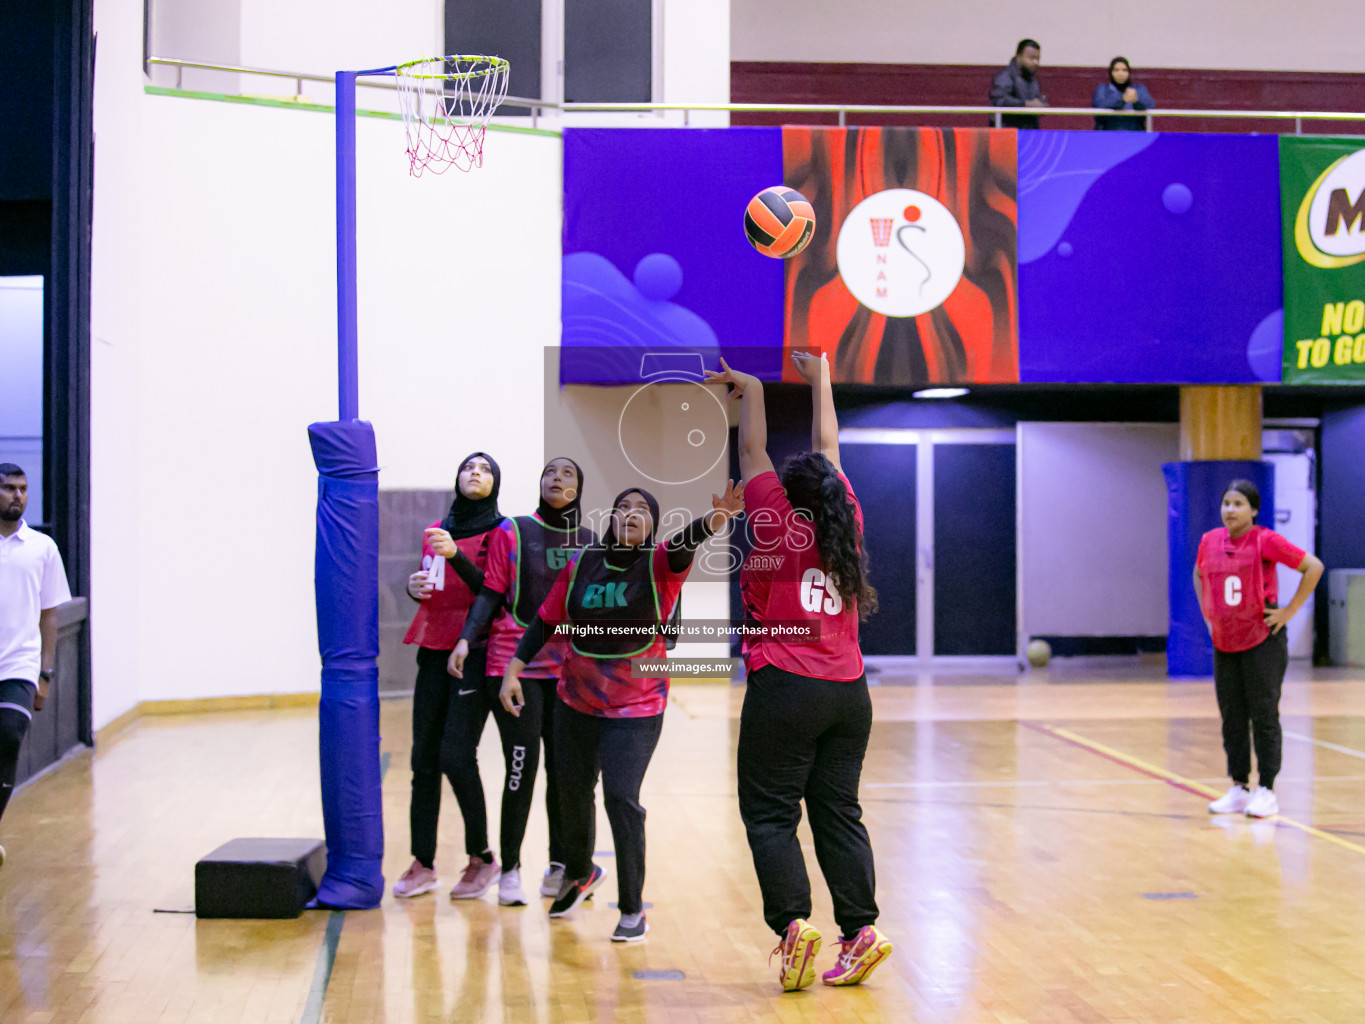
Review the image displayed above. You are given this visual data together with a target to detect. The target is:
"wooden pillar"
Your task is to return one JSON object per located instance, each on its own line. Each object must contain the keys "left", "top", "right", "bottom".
{"left": 1178, "top": 386, "right": 1262, "bottom": 461}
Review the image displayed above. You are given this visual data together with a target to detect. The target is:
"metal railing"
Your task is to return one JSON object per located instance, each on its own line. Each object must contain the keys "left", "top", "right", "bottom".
{"left": 145, "top": 58, "right": 1365, "bottom": 134}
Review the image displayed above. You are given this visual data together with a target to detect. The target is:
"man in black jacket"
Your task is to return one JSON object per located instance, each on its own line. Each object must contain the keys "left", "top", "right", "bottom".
{"left": 989, "top": 39, "right": 1047, "bottom": 129}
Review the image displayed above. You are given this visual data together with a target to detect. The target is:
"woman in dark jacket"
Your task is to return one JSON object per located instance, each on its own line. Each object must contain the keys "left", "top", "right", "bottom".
{"left": 1092, "top": 57, "right": 1155, "bottom": 130}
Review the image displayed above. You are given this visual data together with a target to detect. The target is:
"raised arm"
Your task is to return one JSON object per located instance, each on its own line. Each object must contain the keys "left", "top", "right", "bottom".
{"left": 791, "top": 351, "right": 841, "bottom": 472}
{"left": 705, "top": 359, "right": 775, "bottom": 482}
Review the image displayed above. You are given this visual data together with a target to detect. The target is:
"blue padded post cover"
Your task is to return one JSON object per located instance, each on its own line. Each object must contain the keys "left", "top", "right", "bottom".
{"left": 307, "top": 419, "right": 384, "bottom": 907}
{"left": 1162, "top": 460, "right": 1275, "bottom": 677}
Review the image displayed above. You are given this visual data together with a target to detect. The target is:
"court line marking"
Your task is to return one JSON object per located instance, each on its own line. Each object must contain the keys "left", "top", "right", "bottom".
{"left": 1024, "top": 723, "right": 1365, "bottom": 858}
{"left": 863, "top": 773, "right": 1365, "bottom": 791}
{"left": 1284, "top": 730, "right": 1365, "bottom": 761}
{"left": 301, "top": 910, "right": 346, "bottom": 1024}
{"left": 301, "top": 749, "right": 391, "bottom": 1024}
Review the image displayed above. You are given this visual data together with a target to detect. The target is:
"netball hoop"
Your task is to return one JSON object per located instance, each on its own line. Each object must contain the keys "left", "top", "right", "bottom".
{"left": 395, "top": 55, "right": 510, "bottom": 176}
{"left": 309, "top": 55, "right": 508, "bottom": 911}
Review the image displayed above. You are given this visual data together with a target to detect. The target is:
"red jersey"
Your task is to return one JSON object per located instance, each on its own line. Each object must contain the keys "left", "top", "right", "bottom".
{"left": 741, "top": 470, "right": 865, "bottom": 682}
{"left": 403, "top": 522, "right": 498, "bottom": 650}
{"left": 538, "top": 543, "right": 690, "bottom": 718}
{"left": 1196, "top": 525, "right": 1306, "bottom": 653}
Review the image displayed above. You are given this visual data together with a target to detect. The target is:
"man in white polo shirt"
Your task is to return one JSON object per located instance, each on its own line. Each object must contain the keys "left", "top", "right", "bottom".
{"left": 0, "top": 463, "right": 72, "bottom": 867}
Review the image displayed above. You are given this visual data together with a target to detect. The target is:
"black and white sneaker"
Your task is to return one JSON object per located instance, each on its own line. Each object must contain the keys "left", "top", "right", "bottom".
{"left": 611, "top": 913, "right": 649, "bottom": 943}
{"left": 548, "top": 864, "right": 605, "bottom": 918}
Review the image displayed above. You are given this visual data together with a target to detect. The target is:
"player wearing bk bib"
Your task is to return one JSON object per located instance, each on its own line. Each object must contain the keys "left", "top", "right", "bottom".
{"left": 450, "top": 457, "right": 595, "bottom": 906}
{"left": 393, "top": 453, "right": 508, "bottom": 902}
{"left": 1195, "top": 479, "right": 1323, "bottom": 819}
{"left": 502, "top": 482, "right": 744, "bottom": 943}
{"left": 707, "top": 352, "right": 893, "bottom": 992}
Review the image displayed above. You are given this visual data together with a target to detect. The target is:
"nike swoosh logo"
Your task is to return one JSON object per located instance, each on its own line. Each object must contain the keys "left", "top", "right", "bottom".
{"left": 458, "top": 689, "right": 477, "bottom": 696}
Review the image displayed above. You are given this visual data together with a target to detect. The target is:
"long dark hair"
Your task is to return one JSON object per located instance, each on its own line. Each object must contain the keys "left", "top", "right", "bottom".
{"left": 780, "top": 452, "right": 878, "bottom": 620}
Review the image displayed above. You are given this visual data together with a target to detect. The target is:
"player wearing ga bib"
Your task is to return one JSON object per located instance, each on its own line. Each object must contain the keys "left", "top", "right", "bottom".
{"left": 503, "top": 483, "right": 743, "bottom": 942}
{"left": 1194, "top": 479, "right": 1323, "bottom": 822}
{"left": 742, "top": 469, "right": 864, "bottom": 682}
{"left": 709, "top": 352, "right": 892, "bottom": 991}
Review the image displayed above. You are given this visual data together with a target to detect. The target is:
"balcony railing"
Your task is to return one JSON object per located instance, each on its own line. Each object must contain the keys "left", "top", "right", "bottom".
{"left": 145, "top": 57, "right": 1365, "bottom": 134}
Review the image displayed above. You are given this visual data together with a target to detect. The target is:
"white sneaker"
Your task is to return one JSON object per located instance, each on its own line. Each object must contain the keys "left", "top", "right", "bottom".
{"left": 1208, "top": 785, "right": 1251, "bottom": 814}
{"left": 541, "top": 862, "right": 565, "bottom": 898}
{"left": 1245, "top": 786, "right": 1279, "bottom": 818}
{"left": 499, "top": 867, "right": 528, "bottom": 907}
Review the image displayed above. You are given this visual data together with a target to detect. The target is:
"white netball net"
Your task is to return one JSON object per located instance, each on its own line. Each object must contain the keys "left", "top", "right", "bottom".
{"left": 395, "top": 55, "right": 510, "bottom": 176}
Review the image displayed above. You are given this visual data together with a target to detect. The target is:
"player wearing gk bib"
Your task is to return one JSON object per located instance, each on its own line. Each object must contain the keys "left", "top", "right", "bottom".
{"left": 1195, "top": 479, "right": 1322, "bottom": 819}
{"left": 0, "top": 464, "right": 72, "bottom": 869}
{"left": 450, "top": 457, "right": 595, "bottom": 906}
{"left": 502, "top": 482, "right": 744, "bottom": 943}
{"left": 393, "top": 453, "right": 508, "bottom": 901}
{"left": 706, "top": 353, "right": 893, "bottom": 992}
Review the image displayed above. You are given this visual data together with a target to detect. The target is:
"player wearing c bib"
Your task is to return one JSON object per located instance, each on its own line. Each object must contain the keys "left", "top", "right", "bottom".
{"left": 1194, "top": 479, "right": 1323, "bottom": 819}
{"left": 502, "top": 482, "right": 744, "bottom": 943}
{"left": 707, "top": 353, "right": 892, "bottom": 992}
{"left": 393, "top": 453, "right": 507, "bottom": 902}
{"left": 450, "top": 457, "right": 595, "bottom": 906}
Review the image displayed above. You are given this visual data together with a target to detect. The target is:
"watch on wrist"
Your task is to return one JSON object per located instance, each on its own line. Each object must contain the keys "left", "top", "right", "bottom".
{"left": 39, "top": 669, "right": 54, "bottom": 681}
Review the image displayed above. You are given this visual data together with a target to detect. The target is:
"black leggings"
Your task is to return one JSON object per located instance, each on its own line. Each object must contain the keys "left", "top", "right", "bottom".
{"left": 486, "top": 674, "right": 564, "bottom": 870}
{"left": 409, "top": 646, "right": 491, "bottom": 868}
{"left": 737, "top": 665, "right": 879, "bottom": 940}
{"left": 554, "top": 699, "right": 662, "bottom": 916}
{"left": 0, "top": 680, "right": 36, "bottom": 823}
{"left": 1214, "top": 629, "right": 1289, "bottom": 790}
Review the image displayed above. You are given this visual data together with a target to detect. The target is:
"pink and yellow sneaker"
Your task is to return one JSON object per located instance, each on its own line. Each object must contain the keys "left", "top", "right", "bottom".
{"left": 822, "top": 925, "right": 893, "bottom": 986}
{"left": 769, "top": 918, "right": 822, "bottom": 992}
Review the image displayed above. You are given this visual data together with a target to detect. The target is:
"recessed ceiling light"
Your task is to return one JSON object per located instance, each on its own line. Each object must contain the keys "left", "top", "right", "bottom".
{"left": 912, "top": 388, "right": 969, "bottom": 399}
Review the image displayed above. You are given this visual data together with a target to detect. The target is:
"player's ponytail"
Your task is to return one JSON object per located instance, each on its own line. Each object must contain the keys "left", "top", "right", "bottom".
{"left": 781, "top": 452, "right": 878, "bottom": 620}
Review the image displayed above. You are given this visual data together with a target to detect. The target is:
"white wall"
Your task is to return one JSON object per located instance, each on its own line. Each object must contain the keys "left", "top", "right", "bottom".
{"left": 1018, "top": 423, "right": 1178, "bottom": 638}
{"left": 239, "top": 0, "right": 441, "bottom": 79}
{"left": 92, "top": 0, "right": 562, "bottom": 719}
{"left": 731, "top": 0, "right": 1365, "bottom": 73}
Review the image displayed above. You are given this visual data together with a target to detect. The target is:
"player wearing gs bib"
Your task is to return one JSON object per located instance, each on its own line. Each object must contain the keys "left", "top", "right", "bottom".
{"left": 450, "top": 457, "right": 595, "bottom": 906}
{"left": 1195, "top": 479, "right": 1322, "bottom": 819}
{"left": 393, "top": 452, "right": 507, "bottom": 902}
{"left": 502, "top": 482, "right": 744, "bottom": 943}
{"left": 707, "top": 353, "right": 893, "bottom": 992}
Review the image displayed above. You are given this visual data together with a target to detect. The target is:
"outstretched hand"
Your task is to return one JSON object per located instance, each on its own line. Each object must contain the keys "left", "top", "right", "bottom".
{"left": 789, "top": 350, "right": 828, "bottom": 386}
{"left": 704, "top": 357, "right": 761, "bottom": 400}
{"left": 712, "top": 479, "right": 745, "bottom": 519}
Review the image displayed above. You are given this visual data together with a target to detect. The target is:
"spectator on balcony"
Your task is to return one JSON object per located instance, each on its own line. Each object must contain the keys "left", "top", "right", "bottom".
{"left": 1092, "top": 57, "right": 1155, "bottom": 131}
{"left": 989, "top": 39, "right": 1047, "bottom": 129}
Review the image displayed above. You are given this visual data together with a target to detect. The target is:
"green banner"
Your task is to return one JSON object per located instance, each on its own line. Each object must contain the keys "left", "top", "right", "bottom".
{"left": 1282, "top": 136, "right": 1365, "bottom": 383}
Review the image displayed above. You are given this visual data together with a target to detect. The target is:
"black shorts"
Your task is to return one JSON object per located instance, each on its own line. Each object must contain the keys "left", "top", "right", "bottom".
{"left": 0, "top": 680, "right": 36, "bottom": 721}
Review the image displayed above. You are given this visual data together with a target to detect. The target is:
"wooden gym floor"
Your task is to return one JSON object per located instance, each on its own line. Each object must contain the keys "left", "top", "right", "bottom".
{"left": 5, "top": 662, "right": 1365, "bottom": 1023}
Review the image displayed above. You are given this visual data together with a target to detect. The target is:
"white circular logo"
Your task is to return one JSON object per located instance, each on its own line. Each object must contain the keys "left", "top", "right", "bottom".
{"left": 836, "top": 189, "right": 966, "bottom": 318}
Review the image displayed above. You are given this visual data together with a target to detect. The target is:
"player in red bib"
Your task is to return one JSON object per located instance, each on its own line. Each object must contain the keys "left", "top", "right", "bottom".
{"left": 1195, "top": 479, "right": 1323, "bottom": 819}
{"left": 448, "top": 457, "right": 595, "bottom": 906}
{"left": 500, "top": 481, "right": 744, "bottom": 943}
{"left": 706, "top": 352, "right": 893, "bottom": 992}
{"left": 392, "top": 453, "right": 506, "bottom": 902}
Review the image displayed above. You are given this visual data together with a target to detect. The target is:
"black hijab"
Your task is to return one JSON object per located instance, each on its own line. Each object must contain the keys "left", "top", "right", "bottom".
{"left": 601, "top": 487, "right": 660, "bottom": 569}
{"left": 538, "top": 457, "right": 585, "bottom": 531}
{"left": 1108, "top": 57, "right": 1132, "bottom": 91}
{"left": 441, "top": 451, "right": 503, "bottom": 540}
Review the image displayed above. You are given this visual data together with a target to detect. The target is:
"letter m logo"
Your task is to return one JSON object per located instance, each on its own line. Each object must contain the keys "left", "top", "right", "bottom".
{"left": 1325, "top": 187, "right": 1365, "bottom": 237}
